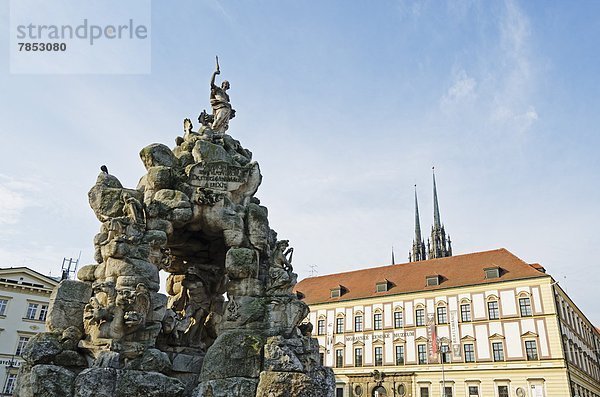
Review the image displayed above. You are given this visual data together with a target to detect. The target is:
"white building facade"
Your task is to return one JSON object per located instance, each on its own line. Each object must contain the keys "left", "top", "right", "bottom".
{"left": 295, "top": 249, "right": 600, "bottom": 397}
{"left": 0, "top": 267, "right": 58, "bottom": 396}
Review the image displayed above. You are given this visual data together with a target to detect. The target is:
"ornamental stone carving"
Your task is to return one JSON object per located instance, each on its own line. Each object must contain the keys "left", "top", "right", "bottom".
{"left": 14, "top": 61, "right": 334, "bottom": 397}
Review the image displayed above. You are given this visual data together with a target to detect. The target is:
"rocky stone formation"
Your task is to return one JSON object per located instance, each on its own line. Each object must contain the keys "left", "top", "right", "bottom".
{"left": 15, "top": 64, "right": 334, "bottom": 397}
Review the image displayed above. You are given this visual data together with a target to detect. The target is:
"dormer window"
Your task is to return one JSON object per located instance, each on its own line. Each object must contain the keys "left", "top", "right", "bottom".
{"left": 484, "top": 267, "right": 502, "bottom": 279}
{"left": 375, "top": 280, "right": 389, "bottom": 293}
{"left": 330, "top": 285, "right": 346, "bottom": 298}
{"left": 426, "top": 275, "right": 441, "bottom": 286}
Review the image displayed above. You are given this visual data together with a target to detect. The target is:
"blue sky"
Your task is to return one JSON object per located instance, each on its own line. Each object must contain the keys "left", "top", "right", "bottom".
{"left": 0, "top": 0, "right": 598, "bottom": 324}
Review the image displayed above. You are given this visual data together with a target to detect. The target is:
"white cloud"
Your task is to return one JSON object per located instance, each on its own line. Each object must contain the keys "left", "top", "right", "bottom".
{"left": 492, "top": 105, "right": 538, "bottom": 130}
{"left": 490, "top": 0, "right": 538, "bottom": 133}
{"left": 0, "top": 185, "right": 26, "bottom": 224}
{"left": 0, "top": 175, "right": 43, "bottom": 225}
{"left": 441, "top": 69, "right": 477, "bottom": 110}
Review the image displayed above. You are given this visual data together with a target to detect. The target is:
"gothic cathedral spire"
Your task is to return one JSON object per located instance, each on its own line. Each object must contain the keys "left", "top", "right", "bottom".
{"left": 428, "top": 167, "right": 452, "bottom": 259}
{"left": 409, "top": 185, "right": 427, "bottom": 262}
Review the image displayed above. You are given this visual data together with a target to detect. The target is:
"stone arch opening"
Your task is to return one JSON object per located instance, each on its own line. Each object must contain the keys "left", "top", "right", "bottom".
{"left": 372, "top": 385, "right": 387, "bottom": 397}
{"left": 157, "top": 229, "right": 229, "bottom": 353}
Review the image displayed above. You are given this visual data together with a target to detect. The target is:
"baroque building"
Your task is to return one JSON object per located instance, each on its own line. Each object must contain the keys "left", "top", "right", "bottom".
{"left": 294, "top": 249, "right": 600, "bottom": 397}
{"left": 0, "top": 267, "right": 59, "bottom": 396}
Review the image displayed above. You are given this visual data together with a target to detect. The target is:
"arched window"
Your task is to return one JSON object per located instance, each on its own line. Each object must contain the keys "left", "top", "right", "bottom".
{"left": 373, "top": 309, "right": 383, "bottom": 330}
{"left": 486, "top": 295, "right": 500, "bottom": 320}
{"left": 460, "top": 298, "right": 472, "bottom": 322}
{"left": 436, "top": 301, "right": 448, "bottom": 324}
{"left": 335, "top": 313, "right": 345, "bottom": 334}
{"left": 393, "top": 306, "right": 404, "bottom": 328}
{"left": 317, "top": 315, "right": 326, "bottom": 335}
{"left": 517, "top": 292, "right": 533, "bottom": 317}
{"left": 415, "top": 304, "right": 426, "bottom": 326}
{"left": 354, "top": 311, "right": 364, "bottom": 332}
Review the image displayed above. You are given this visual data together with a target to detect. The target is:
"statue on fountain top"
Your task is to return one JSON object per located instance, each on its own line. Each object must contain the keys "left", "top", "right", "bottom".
{"left": 209, "top": 56, "right": 235, "bottom": 134}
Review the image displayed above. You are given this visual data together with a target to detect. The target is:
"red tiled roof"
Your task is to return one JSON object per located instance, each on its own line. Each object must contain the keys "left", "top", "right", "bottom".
{"left": 294, "top": 248, "right": 548, "bottom": 305}
{"left": 529, "top": 263, "right": 546, "bottom": 272}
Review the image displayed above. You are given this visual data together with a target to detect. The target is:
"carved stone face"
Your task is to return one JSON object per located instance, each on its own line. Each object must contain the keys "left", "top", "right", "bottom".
{"left": 116, "top": 287, "right": 138, "bottom": 308}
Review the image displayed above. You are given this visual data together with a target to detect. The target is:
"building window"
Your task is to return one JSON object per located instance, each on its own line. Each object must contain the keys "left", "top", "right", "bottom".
{"left": 3, "top": 373, "right": 17, "bottom": 395}
{"left": 376, "top": 281, "right": 389, "bottom": 292}
{"left": 418, "top": 344, "right": 427, "bottom": 364}
{"left": 374, "top": 346, "right": 383, "bottom": 366}
{"left": 317, "top": 319, "right": 325, "bottom": 335}
{"left": 355, "top": 315, "right": 363, "bottom": 332}
{"left": 497, "top": 386, "right": 509, "bottom": 397}
{"left": 464, "top": 344, "right": 475, "bottom": 363}
{"left": 437, "top": 306, "right": 448, "bottom": 324}
{"left": 335, "top": 349, "right": 343, "bottom": 368}
{"left": 525, "top": 340, "right": 538, "bottom": 360}
{"left": 415, "top": 308, "right": 425, "bottom": 326}
{"left": 394, "top": 310, "right": 404, "bottom": 328}
{"left": 487, "top": 301, "right": 499, "bottom": 320}
{"left": 38, "top": 304, "right": 48, "bottom": 321}
{"left": 16, "top": 336, "right": 30, "bottom": 356}
{"left": 492, "top": 342, "right": 504, "bottom": 361}
{"left": 354, "top": 347, "right": 363, "bottom": 367}
{"left": 440, "top": 345, "right": 450, "bottom": 363}
{"left": 484, "top": 267, "right": 501, "bottom": 279}
{"left": 0, "top": 298, "right": 8, "bottom": 316}
{"left": 373, "top": 313, "right": 382, "bottom": 330}
{"left": 336, "top": 388, "right": 344, "bottom": 397}
{"left": 519, "top": 297, "right": 533, "bottom": 317}
{"left": 395, "top": 345, "right": 405, "bottom": 365}
{"left": 426, "top": 275, "right": 440, "bottom": 286}
{"left": 468, "top": 386, "right": 479, "bottom": 396}
{"left": 460, "top": 303, "right": 471, "bottom": 322}
{"left": 336, "top": 317, "right": 344, "bottom": 334}
{"left": 319, "top": 352, "right": 325, "bottom": 365}
{"left": 26, "top": 303, "right": 39, "bottom": 320}
{"left": 420, "top": 387, "right": 430, "bottom": 397}
{"left": 443, "top": 387, "right": 453, "bottom": 397}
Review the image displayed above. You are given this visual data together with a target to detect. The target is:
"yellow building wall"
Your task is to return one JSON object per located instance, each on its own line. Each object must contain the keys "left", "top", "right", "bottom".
{"left": 308, "top": 276, "right": 582, "bottom": 397}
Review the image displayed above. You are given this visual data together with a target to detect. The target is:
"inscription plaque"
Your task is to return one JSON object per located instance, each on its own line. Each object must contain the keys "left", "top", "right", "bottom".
{"left": 188, "top": 161, "right": 250, "bottom": 191}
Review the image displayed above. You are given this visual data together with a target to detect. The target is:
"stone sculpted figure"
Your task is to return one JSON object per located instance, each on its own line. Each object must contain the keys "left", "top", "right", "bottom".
{"left": 122, "top": 192, "right": 145, "bottom": 225}
{"left": 164, "top": 268, "right": 216, "bottom": 349}
{"left": 273, "top": 240, "right": 294, "bottom": 272}
{"left": 81, "top": 281, "right": 151, "bottom": 359}
{"left": 267, "top": 240, "right": 297, "bottom": 293}
{"left": 198, "top": 109, "right": 213, "bottom": 128}
{"left": 183, "top": 118, "right": 193, "bottom": 134}
{"left": 210, "top": 56, "right": 235, "bottom": 133}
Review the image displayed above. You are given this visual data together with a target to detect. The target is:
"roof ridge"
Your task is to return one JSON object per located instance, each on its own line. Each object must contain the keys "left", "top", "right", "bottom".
{"left": 298, "top": 248, "right": 512, "bottom": 282}
{"left": 0, "top": 266, "right": 60, "bottom": 285}
{"left": 294, "top": 248, "right": 547, "bottom": 305}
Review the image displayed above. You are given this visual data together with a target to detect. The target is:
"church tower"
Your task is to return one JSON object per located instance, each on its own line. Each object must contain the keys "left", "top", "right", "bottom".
{"left": 409, "top": 186, "right": 427, "bottom": 262}
{"left": 428, "top": 168, "right": 452, "bottom": 259}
